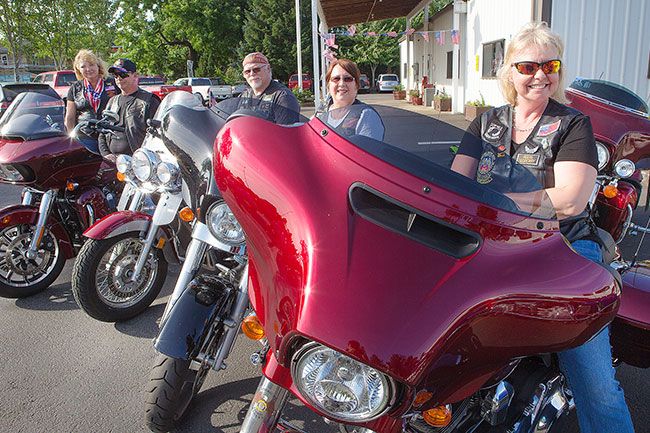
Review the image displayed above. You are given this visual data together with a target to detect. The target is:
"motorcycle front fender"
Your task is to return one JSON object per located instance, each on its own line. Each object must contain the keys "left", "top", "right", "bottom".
{"left": 0, "top": 204, "right": 75, "bottom": 259}
{"left": 83, "top": 210, "right": 152, "bottom": 240}
{"left": 612, "top": 263, "right": 650, "bottom": 368}
{"left": 154, "top": 274, "right": 234, "bottom": 360}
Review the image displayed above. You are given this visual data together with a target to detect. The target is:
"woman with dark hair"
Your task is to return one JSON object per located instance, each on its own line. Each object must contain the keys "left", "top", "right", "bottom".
{"left": 452, "top": 22, "right": 634, "bottom": 433}
{"left": 322, "top": 58, "right": 384, "bottom": 141}
{"left": 64, "top": 49, "right": 119, "bottom": 153}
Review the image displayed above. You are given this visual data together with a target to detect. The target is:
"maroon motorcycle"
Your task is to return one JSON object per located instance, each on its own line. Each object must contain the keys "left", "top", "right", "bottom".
{"left": 208, "top": 103, "right": 649, "bottom": 433}
{"left": 0, "top": 91, "right": 122, "bottom": 298}
{"left": 566, "top": 78, "right": 650, "bottom": 368}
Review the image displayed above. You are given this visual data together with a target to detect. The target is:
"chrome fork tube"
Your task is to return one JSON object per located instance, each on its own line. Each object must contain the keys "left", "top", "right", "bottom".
{"left": 26, "top": 189, "right": 56, "bottom": 260}
{"left": 210, "top": 264, "right": 249, "bottom": 371}
{"left": 161, "top": 237, "right": 209, "bottom": 322}
{"left": 127, "top": 190, "right": 144, "bottom": 212}
{"left": 240, "top": 375, "right": 290, "bottom": 433}
{"left": 130, "top": 221, "right": 159, "bottom": 282}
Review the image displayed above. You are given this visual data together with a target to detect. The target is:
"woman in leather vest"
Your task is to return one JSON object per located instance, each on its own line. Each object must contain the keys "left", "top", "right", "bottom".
{"left": 322, "top": 59, "right": 385, "bottom": 141}
{"left": 452, "top": 22, "right": 634, "bottom": 433}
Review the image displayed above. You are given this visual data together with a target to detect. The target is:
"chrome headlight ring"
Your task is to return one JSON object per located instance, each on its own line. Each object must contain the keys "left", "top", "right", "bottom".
{"left": 595, "top": 141, "right": 610, "bottom": 171}
{"left": 291, "top": 343, "right": 395, "bottom": 422}
{"left": 156, "top": 162, "right": 180, "bottom": 188}
{"left": 115, "top": 154, "right": 133, "bottom": 176}
{"left": 205, "top": 201, "right": 245, "bottom": 246}
{"left": 132, "top": 149, "right": 159, "bottom": 182}
{"left": 614, "top": 159, "right": 635, "bottom": 179}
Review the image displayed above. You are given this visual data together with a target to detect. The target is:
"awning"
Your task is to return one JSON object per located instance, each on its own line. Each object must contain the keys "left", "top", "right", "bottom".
{"left": 319, "top": 0, "right": 428, "bottom": 27}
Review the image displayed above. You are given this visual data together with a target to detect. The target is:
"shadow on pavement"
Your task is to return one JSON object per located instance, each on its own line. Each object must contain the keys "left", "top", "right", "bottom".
{"left": 113, "top": 302, "right": 165, "bottom": 338}
{"left": 13, "top": 282, "right": 79, "bottom": 311}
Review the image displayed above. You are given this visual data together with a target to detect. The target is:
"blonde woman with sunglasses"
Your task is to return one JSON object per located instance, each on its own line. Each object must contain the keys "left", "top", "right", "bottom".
{"left": 452, "top": 22, "right": 634, "bottom": 433}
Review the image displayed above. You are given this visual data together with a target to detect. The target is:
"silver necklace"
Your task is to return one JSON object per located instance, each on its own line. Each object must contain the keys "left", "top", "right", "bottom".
{"left": 512, "top": 108, "right": 536, "bottom": 132}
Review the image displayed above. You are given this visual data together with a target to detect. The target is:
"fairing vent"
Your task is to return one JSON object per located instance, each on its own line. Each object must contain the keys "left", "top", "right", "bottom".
{"left": 349, "top": 183, "right": 480, "bottom": 259}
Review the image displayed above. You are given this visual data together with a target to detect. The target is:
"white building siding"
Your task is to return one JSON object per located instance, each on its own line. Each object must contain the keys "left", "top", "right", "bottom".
{"left": 464, "top": 0, "right": 532, "bottom": 107}
{"left": 551, "top": 0, "right": 650, "bottom": 102}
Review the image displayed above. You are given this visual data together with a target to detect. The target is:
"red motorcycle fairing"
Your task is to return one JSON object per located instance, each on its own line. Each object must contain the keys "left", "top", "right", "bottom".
{"left": 74, "top": 186, "right": 114, "bottom": 229}
{"left": 214, "top": 116, "right": 619, "bottom": 407}
{"left": 612, "top": 131, "right": 650, "bottom": 168}
{"left": 0, "top": 204, "right": 75, "bottom": 259}
{"left": 611, "top": 263, "right": 650, "bottom": 368}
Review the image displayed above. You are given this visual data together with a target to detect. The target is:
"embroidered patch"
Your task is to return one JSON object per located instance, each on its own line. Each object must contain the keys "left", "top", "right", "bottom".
{"left": 262, "top": 94, "right": 274, "bottom": 102}
{"left": 524, "top": 144, "right": 540, "bottom": 154}
{"left": 515, "top": 153, "right": 541, "bottom": 166}
{"left": 537, "top": 120, "right": 561, "bottom": 137}
{"left": 484, "top": 122, "right": 505, "bottom": 141}
{"left": 477, "top": 151, "right": 496, "bottom": 184}
{"left": 541, "top": 137, "right": 550, "bottom": 149}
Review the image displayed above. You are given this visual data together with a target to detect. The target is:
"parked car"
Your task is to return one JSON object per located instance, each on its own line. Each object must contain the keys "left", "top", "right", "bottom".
{"left": 32, "top": 70, "right": 76, "bottom": 99}
{"left": 173, "top": 77, "right": 212, "bottom": 104}
{"left": 208, "top": 81, "right": 250, "bottom": 106}
{"left": 376, "top": 73, "right": 399, "bottom": 92}
{"left": 359, "top": 74, "right": 371, "bottom": 92}
{"left": 288, "top": 73, "right": 313, "bottom": 90}
{"left": 0, "top": 83, "right": 59, "bottom": 118}
{"left": 139, "top": 76, "right": 192, "bottom": 101}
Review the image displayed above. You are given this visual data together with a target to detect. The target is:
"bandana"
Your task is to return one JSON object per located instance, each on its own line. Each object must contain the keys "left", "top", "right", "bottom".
{"left": 84, "top": 78, "right": 104, "bottom": 113}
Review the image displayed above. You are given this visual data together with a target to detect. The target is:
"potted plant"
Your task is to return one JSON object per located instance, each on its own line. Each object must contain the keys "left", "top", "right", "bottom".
{"left": 409, "top": 89, "right": 423, "bottom": 105}
{"left": 464, "top": 92, "right": 492, "bottom": 121}
{"left": 433, "top": 90, "right": 452, "bottom": 111}
{"left": 392, "top": 84, "right": 406, "bottom": 100}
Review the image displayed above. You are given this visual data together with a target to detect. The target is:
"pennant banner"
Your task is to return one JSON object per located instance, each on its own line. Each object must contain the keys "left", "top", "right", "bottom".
{"left": 321, "top": 29, "right": 459, "bottom": 40}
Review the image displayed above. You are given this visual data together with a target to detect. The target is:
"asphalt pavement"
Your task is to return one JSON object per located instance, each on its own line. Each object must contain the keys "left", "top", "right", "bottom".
{"left": 0, "top": 93, "right": 648, "bottom": 433}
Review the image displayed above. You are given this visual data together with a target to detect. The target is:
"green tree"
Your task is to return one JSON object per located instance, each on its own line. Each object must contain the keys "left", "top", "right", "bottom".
{"left": 0, "top": 0, "right": 31, "bottom": 79}
{"left": 239, "top": 0, "right": 312, "bottom": 81}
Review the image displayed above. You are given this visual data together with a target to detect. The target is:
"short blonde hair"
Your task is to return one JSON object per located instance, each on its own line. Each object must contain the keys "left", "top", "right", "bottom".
{"left": 497, "top": 22, "right": 568, "bottom": 105}
{"left": 72, "top": 49, "right": 108, "bottom": 80}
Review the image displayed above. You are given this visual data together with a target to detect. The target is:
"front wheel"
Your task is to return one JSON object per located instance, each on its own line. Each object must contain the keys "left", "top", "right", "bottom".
{"left": 144, "top": 354, "right": 210, "bottom": 432}
{"left": 71, "top": 231, "right": 167, "bottom": 322}
{"left": 0, "top": 224, "right": 65, "bottom": 298}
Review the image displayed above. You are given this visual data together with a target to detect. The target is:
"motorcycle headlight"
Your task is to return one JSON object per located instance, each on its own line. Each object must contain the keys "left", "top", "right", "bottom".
{"left": 132, "top": 149, "right": 158, "bottom": 182}
{"left": 0, "top": 164, "right": 32, "bottom": 182}
{"left": 292, "top": 344, "right": 394, "bottom": 422}
{"left": 156, "top": 162, "right": 179, "bottom": 186}
{"left": 614, "top": 159, "right": 635, "bottom": 178}
{"left": 595, "top": 141, "right": 610, "bottom": 171}
{"left": 206, "top": 201, "right": 245, "bottom": 246}
{"left": 115, "top": 154, "right": 132, "bottom": 174}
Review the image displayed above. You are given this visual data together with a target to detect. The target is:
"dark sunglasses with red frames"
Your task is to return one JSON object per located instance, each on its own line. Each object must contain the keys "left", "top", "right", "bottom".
{"left": 511, "top": 59, "right": 562, "bottom": 75}
{"left": 330, "top": 75, "right": 355, "bottom": 83}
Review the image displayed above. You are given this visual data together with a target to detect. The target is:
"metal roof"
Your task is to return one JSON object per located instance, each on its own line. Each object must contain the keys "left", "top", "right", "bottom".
{"left": 319, "top": 0, "right": 428, "bottom": 27}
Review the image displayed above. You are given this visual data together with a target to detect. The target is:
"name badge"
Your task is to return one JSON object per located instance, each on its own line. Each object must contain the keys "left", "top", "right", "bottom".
{"left": 515, "top": 153, "right": 541, "bottom": 166}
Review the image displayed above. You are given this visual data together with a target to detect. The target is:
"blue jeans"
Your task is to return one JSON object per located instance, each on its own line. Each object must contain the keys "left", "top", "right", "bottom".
{"left": 557, "top": 240, "right": 635, "bottom": 433}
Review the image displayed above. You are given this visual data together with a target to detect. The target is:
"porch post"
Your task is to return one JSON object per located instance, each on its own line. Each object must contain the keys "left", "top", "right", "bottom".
{"left": 296, "top": 0, "right": 303, "bottom": 91}
{"left": 406, "top": 17, "right": 412, "bottom": 92}
{"left": 311, "top": 0, "right": 321, "bottom": 107}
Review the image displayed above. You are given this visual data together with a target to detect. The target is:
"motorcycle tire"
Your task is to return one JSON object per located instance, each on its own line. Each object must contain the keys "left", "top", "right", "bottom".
{"left": 0, "top": 224, "right": 66, "bottom": 298}
{"left": 144, "top": 354, "right": 210, "bottom": 433}
{"left": 71, "top": 231, "right": 167, "bottom": 322}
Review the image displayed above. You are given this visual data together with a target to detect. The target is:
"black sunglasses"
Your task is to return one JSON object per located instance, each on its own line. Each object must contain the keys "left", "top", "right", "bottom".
{"left": 330, "top": 75, "right": 354, "bottom": 83}
{"left": 112, "top": 71, "right": 131, "bottom": 79}
{"left": 243, "top": 66, "right": 266, "bottom": 76}
{"left": 511, "top": 59, "right": 561, "bottom": 75}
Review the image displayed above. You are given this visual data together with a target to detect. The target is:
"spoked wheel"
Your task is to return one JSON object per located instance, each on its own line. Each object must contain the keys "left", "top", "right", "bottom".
{"left": 71, "top": 231, "right": 167, "bottom": 322}
{"left": 144, "top": 354, "right": 212, "bottom": 433}
{"left": 0, "top": 224, "right": 65, "bottom": 298}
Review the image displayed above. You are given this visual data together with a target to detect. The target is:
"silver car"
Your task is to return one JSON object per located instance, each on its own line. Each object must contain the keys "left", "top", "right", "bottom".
{"left": 376, "top": 74, "right": 399, "bottom": 92}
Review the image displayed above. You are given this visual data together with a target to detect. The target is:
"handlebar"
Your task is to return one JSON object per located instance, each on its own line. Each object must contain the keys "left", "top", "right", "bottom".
{"left": 70, "top": 118, "right": 125, "bottom": 138}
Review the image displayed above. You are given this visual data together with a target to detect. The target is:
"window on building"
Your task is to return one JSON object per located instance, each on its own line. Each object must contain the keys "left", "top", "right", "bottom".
{"left": 446, "top": 51, "right": 453, "bottom": 79}
{"left": 482, "top": 39, "right": 505, "bottom": 78}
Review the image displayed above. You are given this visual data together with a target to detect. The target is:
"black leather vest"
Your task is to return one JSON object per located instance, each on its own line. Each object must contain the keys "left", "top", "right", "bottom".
{"left": 475, "top": 101, "right": 594, "bottom": 242}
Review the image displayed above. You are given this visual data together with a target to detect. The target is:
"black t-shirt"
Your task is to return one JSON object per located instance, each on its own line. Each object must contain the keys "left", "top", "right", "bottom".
{"left": 458, "top": 99, "right": 598, "bottom": 170}
{"left": 239, "top": 80, "right": 301, "bottom": 125}
{"left": 67, "top": 78, "right": 120, "bottom": 139}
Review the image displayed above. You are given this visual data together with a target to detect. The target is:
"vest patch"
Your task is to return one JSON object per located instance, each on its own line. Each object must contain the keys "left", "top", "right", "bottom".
{"left": 477, "top": 151, "right": 496, "bottom": 184}
{"left": 515, "top": 153, "right": 541, "bottom": 166}
{"left": 484, "top": 122, "right": 506, "bottom": 141}
{"left": 537, "top": 120, "right": 561, "bottom": 137}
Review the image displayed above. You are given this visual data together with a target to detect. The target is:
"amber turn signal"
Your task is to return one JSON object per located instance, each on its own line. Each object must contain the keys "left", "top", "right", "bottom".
{"left": 413, "top": 390, "right": 433, "bottom": 407}
{"left": 116, "top": 172, "right": 126, "bottom": 182}
{"left": 179, "top": 207, "right": 195, "bottom": 222}
{"left": 241, "top": 315, "right": 265, "bottom": 340}
{"left": 422, "top": 405, "right": 452, "bottom": 427}
{"left": 66, "top": 181, "right": 77, "bottom": 191}
{"left": 603, "top": 184, "right": 618, "bottom": 199}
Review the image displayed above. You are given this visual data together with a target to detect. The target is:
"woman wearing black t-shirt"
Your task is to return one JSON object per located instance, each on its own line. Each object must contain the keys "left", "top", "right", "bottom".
{"left": 452, "top": 23, "right": 635, "bottom": 433}
{"left": 64, "top": 49, "right": 119, "bottom": 153}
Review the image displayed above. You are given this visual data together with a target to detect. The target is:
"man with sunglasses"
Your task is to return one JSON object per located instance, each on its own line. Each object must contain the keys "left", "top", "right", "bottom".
{"left": 452, "top": 23, "right": 634, "bottom": 433}
{"left": 238, "top": 52, "right": 300, "bottom": 125}
{"left": 98, "top": 58, "right": 161, "bottom": 161}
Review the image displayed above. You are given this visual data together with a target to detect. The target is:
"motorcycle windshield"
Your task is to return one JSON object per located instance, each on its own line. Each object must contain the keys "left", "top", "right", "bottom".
{"left": 214, "top": 103, "right": 619, "bottom": 402}
{"left": 0, "top": 92, "right": 66, "bottom": 141}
